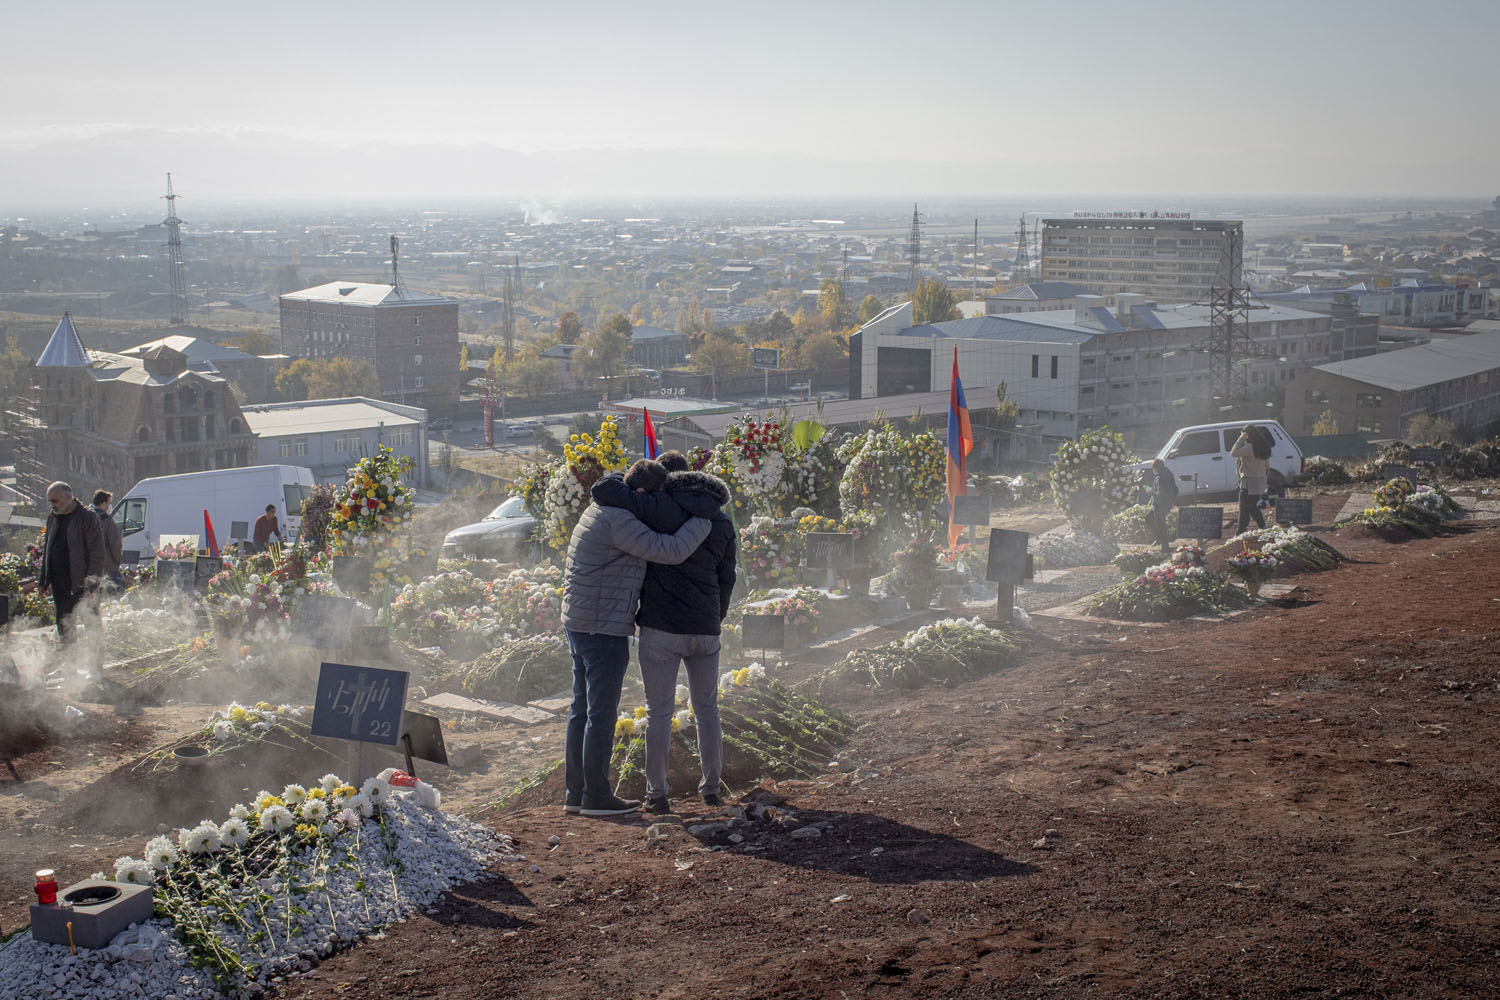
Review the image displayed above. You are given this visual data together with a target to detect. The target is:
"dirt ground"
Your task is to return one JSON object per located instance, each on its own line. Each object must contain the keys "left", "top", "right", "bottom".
{"left": 254, "top": 518, "right": 1500, "bottom": 1000}
{"left": 4, "top": 496, "right": 1498, "bottom": 997}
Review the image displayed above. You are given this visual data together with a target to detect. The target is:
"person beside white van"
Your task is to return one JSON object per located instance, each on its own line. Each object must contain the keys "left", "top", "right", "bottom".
{"left": 1230, "top": 424, "right": 1271, "bottom": 534}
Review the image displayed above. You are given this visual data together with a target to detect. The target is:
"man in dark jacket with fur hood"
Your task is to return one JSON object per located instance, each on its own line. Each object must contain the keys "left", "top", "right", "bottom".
{"left": 591, "top": 451, "right": 737, "bottom": 814}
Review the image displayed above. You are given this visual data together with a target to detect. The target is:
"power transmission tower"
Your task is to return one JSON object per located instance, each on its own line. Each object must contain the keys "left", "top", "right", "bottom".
{"left": 1205, "top": 222, "right": 1253, "bottom": 403}
{"left": 162, "top": 174, "right": 187, "bottom": 325}
{"left": 501, "top": 255, "right": 519, "bottom": 361}
{"left": 390, "top": 235, "right": 406, "bottom": 296}
{"left": 906, "top": 204, "right": 922, "bottom": 297}
{"left": 1014, "top": 216, "right": 1031, "bottom": 285}
{"left": 972, "top": 218, "right": 979, "bottom": 301}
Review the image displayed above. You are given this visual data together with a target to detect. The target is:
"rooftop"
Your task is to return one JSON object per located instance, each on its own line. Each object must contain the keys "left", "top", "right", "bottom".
{"left": 120, "top": 335, "right": 257, "bottom": 366}
{"left": 280, "top": 281, "right": 455, "bottom": 307}
{"left": 240, "top": 397, "right": 423, "bottom": 435}
{"left": 989, "top": 281, "right": 1097, "bottom": 302}
{"left": 1309, "top": 332, "right": 1500, "bottom": 391}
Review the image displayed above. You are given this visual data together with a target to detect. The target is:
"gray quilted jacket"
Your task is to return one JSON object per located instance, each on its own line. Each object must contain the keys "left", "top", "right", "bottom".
{"left": 561, "top": 504, "right": 711, "bottom": 637}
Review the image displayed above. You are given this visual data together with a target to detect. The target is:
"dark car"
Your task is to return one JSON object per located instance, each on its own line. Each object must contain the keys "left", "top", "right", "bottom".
{"left": 440, "top": 496, "right": 538, "bottom": 560}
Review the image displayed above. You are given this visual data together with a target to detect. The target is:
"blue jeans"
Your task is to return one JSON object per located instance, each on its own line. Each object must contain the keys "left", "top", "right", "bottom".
{"left": 564, "top": 630, "right": 630, "bottom": 806}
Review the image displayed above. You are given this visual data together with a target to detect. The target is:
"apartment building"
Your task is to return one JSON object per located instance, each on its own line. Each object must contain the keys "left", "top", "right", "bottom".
{"left": 1039, "top": 216, "right": 1242, "bottom": 303}
{"left": 278, "top": 281, "right": 460, "bottom": 412}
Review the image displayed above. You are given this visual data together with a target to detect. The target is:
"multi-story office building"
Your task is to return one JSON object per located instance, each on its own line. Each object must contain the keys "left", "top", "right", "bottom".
{"left": 279, "top": 281, "right": 460, "bottom": 412}
{"left": 1039, "top": 215, "right": 1243, "bottom": 303}
{"left": 849, "top": 296, "right": 1331, "bottom": 445}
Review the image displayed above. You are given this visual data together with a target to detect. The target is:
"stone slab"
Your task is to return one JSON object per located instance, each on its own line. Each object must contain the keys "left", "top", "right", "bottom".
{"left": 421, "top": 692, "right": 555, "bottom": 726}
{"left": 527, "top": 696, "right": 572, "bottom": 713}
{"left": 31, "top": 880, "right": 154, "bottom": 949}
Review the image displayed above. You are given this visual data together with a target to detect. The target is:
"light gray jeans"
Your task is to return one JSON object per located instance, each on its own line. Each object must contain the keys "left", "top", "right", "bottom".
{"left": 638, "top": 626, "right": 723, "bottom": 800}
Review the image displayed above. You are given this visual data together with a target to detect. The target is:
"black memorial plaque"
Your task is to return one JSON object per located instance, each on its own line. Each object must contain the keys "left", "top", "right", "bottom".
{"left": 195, "top": 556, "right": 224, "bottom": 587}
{"left": 741, "top": 614, "right": 786, "bottom": 650}
{"left": 230, "top": 520, "right": 250, "bottom": 542}
{"left": 984, "top": 528, "right": 1030, "bottom": 585}
{"left": 1382, "top": 464, "right": 1419, "bottom": 482}
{"left": 952, "top": 495, "right": 991, "bottom": 527}
{"left": 1408, "top": 447, "right": 1441, "bottom": 466}
{"left": 332, "top": 555, "right": 374, "bottom": 595}
{"left": 1274, "top": 497, "right": 1315, "bottom": 525}
{"left": 295, "top": 594, "right": 357, "bottom": 648}
{"left": 1176, "top": 506, "right": 1224, "bottom": 540}
{"left": 120, "top": 550, "right": 141, "bottom": 566}
{"left": 0, "top": 594, "right": 8, "bottom": 628}
{"left": 310, "top": 662, "right": 410, "bottom": 746}
{"left": 804, "top": 532, "right": 854, "bottom": 569}
{"left": 399, "top": 709, "right": 449, "bottom": 766}
{"left": 156, "top": 560, "right": 195, "bottom": 589}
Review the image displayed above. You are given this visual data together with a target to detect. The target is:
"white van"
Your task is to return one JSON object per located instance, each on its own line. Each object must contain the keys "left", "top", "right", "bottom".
{"left": 1137, "top": 420, "right": 1303, "bottom": 500}
{"left": 112, "top": 465, "right": 317, "bottom": 562}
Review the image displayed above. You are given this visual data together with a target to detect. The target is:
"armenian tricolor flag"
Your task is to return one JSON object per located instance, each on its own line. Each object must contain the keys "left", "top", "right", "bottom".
{"left": 203, "top": 509, "right": 221, "bottom": 558}
{"left": 946, "top": 347, "right": 973, "bottom": 547}
{"left": 643, "top": 407, "right": 660, "bottom": 460}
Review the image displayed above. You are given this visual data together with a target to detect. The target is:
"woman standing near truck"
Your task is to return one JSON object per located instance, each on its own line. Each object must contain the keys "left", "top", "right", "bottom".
{"left": 1230, "top": 424, "right": 1271, "bottom": 534}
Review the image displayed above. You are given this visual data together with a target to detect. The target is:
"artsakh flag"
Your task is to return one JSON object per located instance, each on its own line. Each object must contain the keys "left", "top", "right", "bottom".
{"left": 946, "top": 346, "right": 973, "bottom": 547}
{"left": 643, "top": 407, "right": 659, "bottom": 460}
{"left": 203, "top": 509, "right": 221, "bottom": 558}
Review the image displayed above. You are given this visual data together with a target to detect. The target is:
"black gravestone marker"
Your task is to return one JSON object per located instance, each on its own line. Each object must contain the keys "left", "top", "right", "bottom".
{"left": 156, "top": 560, "right": 195, "bottom": 589}
{"left": 332, "top": 556, "right": 373, "bottom": 595}
{"left": 984, "top": 528, "right": 1029, "bottom": 585}
{"left": 0, "top": 594, "right": 8, "bottom": 628}
{"left": 310, "top": 662, "right": 409, "bottom": 746}
{"left": 399, "top": 709, "right": 449, "bottom": 767}
{"left": 295, "top": 594, "right": 357, "bottom": 648}
{"left": 1408, "top": 447, "right": 1441, "bottom": 466}
{"left": 120, "top": 550, "right": 141, "bottom": 566}
{"left": 195, "top": 556, "right": 224, "bottom": 588}
{"left": 1382, "top": 464, "right": 1419, "bottom": 482}
{"left": 1176, "top": 506, "right": 1224, "bottom": 540}
{"left": 1274, "top": 497, "right": 1315, "bottom": 525}
{"left": 741, "top": 614, "right": 785, "bottom": 651}
{"left": 952, "top": 495, "right": 991, "bottom": 527}
{"left": 230, "top": 521, "right": 250, "bottom": 541}
{"left": 804, "top": 532, "right": 854, "bottom": 569}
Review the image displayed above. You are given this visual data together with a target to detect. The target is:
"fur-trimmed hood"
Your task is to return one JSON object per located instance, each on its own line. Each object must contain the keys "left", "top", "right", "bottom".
{"left": 665, "top": 469, "right": 730, "bottom": 508}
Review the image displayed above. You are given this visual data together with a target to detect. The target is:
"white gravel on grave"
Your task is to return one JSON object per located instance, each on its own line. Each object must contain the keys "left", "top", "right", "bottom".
{"left": 1030, "top": 526, "right": 1119, "bottom": 569}
{"left": 0, "top": 792, "right": 518, "bottom": 1000}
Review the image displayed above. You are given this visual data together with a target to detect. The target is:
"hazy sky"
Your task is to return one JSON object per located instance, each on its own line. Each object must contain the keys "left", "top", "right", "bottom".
{"left": 4, "top": 0, "right": 1497, "bottom": 199}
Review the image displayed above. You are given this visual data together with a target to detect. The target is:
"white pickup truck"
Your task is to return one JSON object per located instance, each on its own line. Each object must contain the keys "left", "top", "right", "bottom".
{"left": 1136, "top": 420, "right": 1304, "bottom": 501}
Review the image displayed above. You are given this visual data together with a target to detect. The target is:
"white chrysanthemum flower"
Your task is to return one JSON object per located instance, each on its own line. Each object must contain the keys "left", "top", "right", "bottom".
{"left": 336, "top": 807, "right": 361, "bottom": 830}
{"left": 229, "top": 803, "right": 251, "bottom": 821}
{"left": 320, "top": 820, "right": 342, "bottom": 838}
{"left": 360, "top": 777, "right": 390, "bottom": 804}
{"left": 260, "top": 804, "right": 294, "bottom": 833}
{"left": 300, "top": 798, "right": 330, "bottom": 823}
{"left": 673, "top": 708, "right": 693, "bottom": 730}
{"left": 114, "top": 857, "right": 154, "bottom": 884}
{"left": 184, "top": 822, "right": 221, "bottom": 855}
{"left": 747, "top": 663, "right": 766, "bottom": 681}
{"left": 144, "top": 836, "right": 178, "bottom": 870}
{"left": 281, "top": 784, "right": 308, "bottom": 806}
{"left": 220, "top": 817, "right": 251, "bottom": 848}
{"left": 346, "top": 793, "right": 373, "bottom": 818}
{"left": 212, "top": 720, "right": 233, "bottom": 743}
{"left": 675, "top": 683, "right": 690, "bottom": 704}
{"left": 250, "top": 722, "right": 272, "bottom": 734}
{"left": 319, "top": 773, "right": 344, "bottom": 793}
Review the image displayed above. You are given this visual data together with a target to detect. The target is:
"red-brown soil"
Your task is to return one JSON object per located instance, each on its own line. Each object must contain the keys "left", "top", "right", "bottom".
{"left": 262, "top": 519, "right": 1500, "bottom": 999}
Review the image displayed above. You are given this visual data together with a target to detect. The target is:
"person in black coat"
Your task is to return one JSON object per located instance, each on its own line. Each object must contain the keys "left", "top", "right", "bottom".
{"left": 590, "top": 454, "right": 737, "bottom": 814}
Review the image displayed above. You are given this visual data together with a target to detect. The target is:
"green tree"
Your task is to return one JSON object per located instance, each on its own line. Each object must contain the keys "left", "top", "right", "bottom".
{"left": 275, "top": 358, "right": 317, "bottom": 401}
{"left": 507, "top": 347, "right": 559, "bottom": 401}
{"left": 693, "top": 331, "right": 747, "bottom": 381}
{"left": 1405, "top": 412, "right": 1456, "bottom": 444}
{"left": 1311, "top": 409, "right": 1340, "bottom": 436}
{"left": 797, "top": 329, "right": 847, "bottom": 373}
{"left": 231, "top": 330, "right": 275, "bottom": 355}
{"left": 676, "top": 298, "right": 704, "bottom": 338}
{"left": 576, "top": 312, "right": 632, "bottom": 380}
{"left": 857, "top": 293, "right": 884, "bottom": 325}
{"left": 486, "top": 342, "right": 506, "bottom": 383}
{"left": 993, "top": 381, "right": 1020, "bottom": 434}
{"left": 912, "top": 278, "right": 960, "bottom": 324}
{"left": 766, "top": 310, "right": 795, "bottom": 342}
{"left": 305, "top": 357, "right": 380, "bottom": 399}
{"left": 556, "top": 311, "right": 583, "bottom": 344}
{"left": 0, "top": 335, "right": 30, "bottom": 431}
{"left": 459, "top": 343, "right": 469, "bottom": 375}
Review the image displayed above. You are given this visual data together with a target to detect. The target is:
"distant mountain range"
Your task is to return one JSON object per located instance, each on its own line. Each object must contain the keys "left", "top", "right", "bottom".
{"left": 0, "top": 127, "right": 1012, "bottom": 207}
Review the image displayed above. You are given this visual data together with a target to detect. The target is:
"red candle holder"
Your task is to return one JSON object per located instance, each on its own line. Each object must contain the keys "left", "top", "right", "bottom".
{"left": 34, "top": 869, "right": 58, "bottom": 905}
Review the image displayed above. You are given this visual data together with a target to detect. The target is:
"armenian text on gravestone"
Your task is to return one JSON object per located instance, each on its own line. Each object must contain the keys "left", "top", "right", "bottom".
{"left": 311, "top": 662, "right": 410, "bottom": 746}
{"left": 741, "top": 613, "right": 786, "bottom": 651}
{"left": 1176, "top": 506, "right": 1224, "bottom": 540}
{"left": 952, "top": 495, "right": 991, "bottom": 527}
{"left": 803, "top": 532, "right": 854, "bottom": 569}
{"left": 1274, "top": 497, "right": 1314, "bottom": 525}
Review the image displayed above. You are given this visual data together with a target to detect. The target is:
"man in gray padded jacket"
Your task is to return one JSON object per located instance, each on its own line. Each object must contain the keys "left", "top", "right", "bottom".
{"left": 560, "top": 459, "right": 710, "bottom": 817}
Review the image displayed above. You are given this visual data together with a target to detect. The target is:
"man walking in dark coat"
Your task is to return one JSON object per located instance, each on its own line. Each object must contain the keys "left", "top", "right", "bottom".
{"left": 38, "top": 481, "right": 106, "bottom": 645}
{"left": 591, "top": 450, "right": 737, "bottom": 813}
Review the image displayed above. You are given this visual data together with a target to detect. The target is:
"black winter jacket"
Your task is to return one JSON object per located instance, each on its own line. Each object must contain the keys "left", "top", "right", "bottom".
{"left": 590, "top": 471, "right": 737, "bottom": 636}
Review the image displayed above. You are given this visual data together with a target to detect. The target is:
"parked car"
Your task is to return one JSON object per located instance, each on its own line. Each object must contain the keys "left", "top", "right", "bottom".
{"left": 1133, "top": 420, "right": 1303, "bottom": 501}
{"left": 429, "top": 416, "right": 454, "bottom": 432}
{"left": 506, "top": 420, "right": 544, "bottom": 439}
{"left": 440, "top": 496, "right": 538, "bottom": 560}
